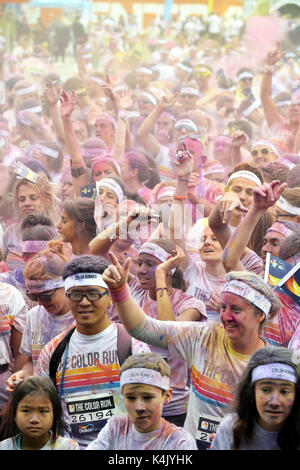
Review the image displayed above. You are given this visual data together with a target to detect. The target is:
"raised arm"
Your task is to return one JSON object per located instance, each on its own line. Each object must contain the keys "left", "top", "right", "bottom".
{"left": 43, "top": 81, "right": 65, "bottom": 144}
{"left": 137, "top": 94, "right": 177, "bottom": 157}
{"left": 102, "top": 252, "right": 168, "bottom": 349}
{"left": 221, "top": 181, "right": 287, "bottom": 272}
{"left": 60, "top": 90, "right": 88, "bottom": 196}
{"left": 260, "top": 43, "right": 286, "bottom": 128}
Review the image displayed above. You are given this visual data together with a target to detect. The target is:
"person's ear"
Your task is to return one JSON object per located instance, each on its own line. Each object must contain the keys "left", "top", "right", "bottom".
{"left": 163, "top": 388, "right": 172, "bottom": 405}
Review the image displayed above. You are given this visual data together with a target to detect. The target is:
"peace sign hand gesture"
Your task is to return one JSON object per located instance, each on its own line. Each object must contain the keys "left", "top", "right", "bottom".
{"left": 102, "top": 251, "right": 131, "bottom": 290}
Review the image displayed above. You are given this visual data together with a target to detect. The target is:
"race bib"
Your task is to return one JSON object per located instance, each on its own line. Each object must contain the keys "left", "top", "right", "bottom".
{"left": 196, "top": 414, "right": 221, "bottom": 450}
{"left": 65, "top": 392, "right": 116, "bottom": 436}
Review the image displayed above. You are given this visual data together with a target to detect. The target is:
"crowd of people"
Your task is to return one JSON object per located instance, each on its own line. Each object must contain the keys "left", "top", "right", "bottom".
{"left": 0, "top": 4, "right": 299, "bottom": 451}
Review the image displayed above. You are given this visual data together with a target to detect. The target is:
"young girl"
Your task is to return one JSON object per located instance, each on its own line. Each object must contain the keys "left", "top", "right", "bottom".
{"left": 0, "top": 376, "right": 79, "bottom": 450}
{"left": 86, "top": 353, "right": 197, "bottom": 450}
{"left": 210, "top": 346, "right": 300, "bottom": 450}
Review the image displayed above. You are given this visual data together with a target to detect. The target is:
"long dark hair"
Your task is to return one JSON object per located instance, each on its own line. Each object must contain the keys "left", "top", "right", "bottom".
{"left": 232, "top": 347, "right": 300, "bottom": 450}
{"left": 8, "top": 376, "right": 65, "bottom": 444}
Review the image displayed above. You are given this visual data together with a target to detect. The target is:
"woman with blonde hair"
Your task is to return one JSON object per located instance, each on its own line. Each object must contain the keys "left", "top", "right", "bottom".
{"left": 6, "top": 240, "right": 75, "bottom": 393}
{"left": 2, "top": 174, "right": 57, "bottom": 272}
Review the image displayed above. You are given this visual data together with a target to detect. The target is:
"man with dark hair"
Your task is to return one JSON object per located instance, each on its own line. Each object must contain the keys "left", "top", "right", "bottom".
{"left": 34, "top": 254, "right": 150, "bottom": 449}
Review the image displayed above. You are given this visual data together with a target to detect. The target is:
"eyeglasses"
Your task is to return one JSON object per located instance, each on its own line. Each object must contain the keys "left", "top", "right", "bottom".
{"left": 181, "top": 94, "right": 197, "bottom": 99}
{"left": 276, "top": 213, "right": 297, "bottom": 219}
{"left": 26, "top": 289, "right": 58, "bottom": 302}
{"left": 194, "top": 71, "right": 211, "bottom": 77}
{"left": 66, "top": 290, "right": 108, "bottom": 302}
{"left": 251, "top": 148, "right": 271, "bottom": 156}
{"left": 240, "top": 77, "right": 253, "bottom": 82}
{"left": 137, "top": 99, "right": 150, "bottom": 105}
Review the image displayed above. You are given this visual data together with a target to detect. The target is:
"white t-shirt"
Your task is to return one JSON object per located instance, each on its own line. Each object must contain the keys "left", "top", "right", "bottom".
{"left": 20, "top": 305, "right": 76, "bottom": 367}
{"left": 0, "top": 433, "right": 80, "bottom": 450}
{"left": 35, "top": 323, "right": 150, "bottom": 449}
{"left": 86, "top": 415, "right": 197, "bottom": 450}
{"left": 0, "top": 282, "right": 27, "bottom": 408}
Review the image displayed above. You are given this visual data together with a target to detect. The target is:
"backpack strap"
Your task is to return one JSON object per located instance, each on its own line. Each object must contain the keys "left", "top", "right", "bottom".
{"left": 49, "top": 327, "right": 76, "bottom": 388}
{"left": 116, "top": 323, "right": 132, "bottom": 366}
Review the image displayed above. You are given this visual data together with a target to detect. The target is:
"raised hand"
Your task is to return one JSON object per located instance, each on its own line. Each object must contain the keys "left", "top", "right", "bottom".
{"left": 102, "top": 251, "right": 131, "bottom": 290}
{"left": 59, "top": 90, "right": 76, "bottom": 119}
{"left": 156, "top": 245, "right": 186, "bottom": 276}
{"left": 252, "top": 180, "right": 287, "bottom": 211}
{"left": 217, "top": 191, "right": 248, "bottom": 224}
{"left": 266, "top": 41, "right": 286, "bottom": 66}
{"left": 158, "top": 92, "right": 178, "bottom": 110}
{"left": 174, "top": 141, "right": 194, "bottom": 177}
{"left": 44, "top": 80, "right": 61, "bottom": 107}
{"left": 231, "top": 130, "right": 248, "bottom": 148}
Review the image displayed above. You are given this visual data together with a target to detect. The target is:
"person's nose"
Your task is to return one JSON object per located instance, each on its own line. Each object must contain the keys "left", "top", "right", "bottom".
{"left": 268, "top": 391, "right": 281, "bottom": 408}
{"left": 79, "top": 295, "right": 92, "bottom": 306}
{"left": 29, "top": 412, "right": 40, "bottom": 423}
{"left": 134, "top": 398, "right": 146, "bottom": 412}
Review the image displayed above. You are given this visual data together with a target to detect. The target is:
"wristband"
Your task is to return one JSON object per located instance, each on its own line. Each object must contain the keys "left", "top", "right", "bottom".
{"left": 155, "top": 287, "right": 170, "bottom": 297}
{"left": 109, "top": 283, "right": 131, "bottom": 303}
{"left": 174, "top": 195, "right": 187, "bottom": 200}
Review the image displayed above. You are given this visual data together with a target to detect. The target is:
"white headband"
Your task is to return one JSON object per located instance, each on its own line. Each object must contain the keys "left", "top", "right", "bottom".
{"left": 227, "top": 170, "right": 261, "bottom": 187}
{"left": 15, "top": 84, "right": 37, "bottom": 96}
{"left": 34, "top": 144, "right": 59, "bottom": 159}
{"left": 251, "top": 363, "right": 297, "bottom": 384}
{"left": 96, "top": 178, "right": 124, "bottom": 203}
{"left": 139, "top": 242, "right": 170, "bottom": 263}
{"left": 277, "top": 100, "right": 291, "bottom": 107}
{"left": 138, "top": 92, "right": 157, "bottom": 106}
{"left": 177, "top": 63, "right": 193, "bottom": 73}
{"left": 136, "top": 67, "right": 153, "bottom": 75}
{"left": 174, "top": 119, "right": 198, "bottom": 133}
{"left": 64, "top": 272, "right": 108, "bottom": 292}
{"left": 120, "top": 368, "right": 170, "bottom": 391}
{"left": 26, "top": 278, "right": 65, "bottom": 293}
{"left": 238, "top": 71, "right": 254, "bottom": 80}
{"left": 23, "top": 106, "right": 42, "bottom": 114}
{"left": 276, "top": 196, "right": 300, "bottom": 216}
{"left": 241, "top": 100, "right": 260, "bottom": 117}
{"left": 252, "top": 139, "right": 279, "bottom": 156}
{"left": 222, "top": 280, "right": 271, "bottom": 315}
{"left": 202, "top": 165, "right": 225, "bottom": 176}
{"left": 180, "top": 87, "right": 199, "bottom": 96}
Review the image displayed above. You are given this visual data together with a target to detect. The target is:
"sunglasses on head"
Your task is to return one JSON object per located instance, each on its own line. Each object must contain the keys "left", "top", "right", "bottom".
{"left": 26, "top": 288, "right": 58, "bottom": 303}
{"left": 251, "top": 148, "right": 271, "bottom": 156}
{"left": 195, "top": 71, "right": 211, "bottom": 77}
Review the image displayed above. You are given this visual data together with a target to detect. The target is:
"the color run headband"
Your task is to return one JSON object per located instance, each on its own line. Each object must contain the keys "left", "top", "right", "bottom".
{"left": 174, "top": 119, "right": 198, "bottom": 133}
{"left": 64, "top": 272, "right": 108, "bottom": 292}
{"left": 227, "top": 170, "right": 261, "bottom": 187}
{"left": 96, "top": 178, "right": 124, "bottom": 203}
{"left": 251, "top": 363, "right": 297, "bottom": 384}
{"left": 276, "top": 100, "right": 291, "bottom": 107}
{"left": 222, "top": 280, "right": 272, "bottom": 315}
{"left": 267, "top": 221, "right": 293, "bottom": 237}
{"left": 138, "top": 92, "right": 157, "bottom": 106}
{"left": 26, "top": 278, "right": 65, "bottom": 293}
{"left": 251, "top": 139, "right": 279, "bottom": 156}
{"left": 83, "top": 147, "right": 106, "bottom": 159}
{"left": 22, "top": 240, "right": 49, "bottom": 253}
{"left": 15, "top": 84, "right": 37, "bottom": 96}
{"left": 276, "top": 196, "right": 300, "bottom": 216}
{"left": 136, "top": 67, "right": 153, "bottom": 75}
{"left": 159, "top": 111, "right": 176, "bottom": 121}
{"left": 120, "top": 368, "right": 170, "bottom": 391}
{"left": 237, "top": 71, "right": 254, "bottom": 81}
{"left": 139, "top": 242, "right": 170, "bottom": 263}
{"left": 241, "top": 100, "right": 260, "bottom": 118}
{"left": 177, "top": 63, "right": 193, "bottom": 73}
{"left": 180, "top": 87, "right": 199, "bottom": 96}
{"left": 34, "top": 144, "right": 59, "bottom": 159}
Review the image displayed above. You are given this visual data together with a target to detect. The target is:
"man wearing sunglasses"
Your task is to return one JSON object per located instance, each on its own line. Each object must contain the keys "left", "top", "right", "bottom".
{"left": 34, "top": 255, "right": 150, "bottom": 449}
{"left": 250, "top": 139, "right": 279, "bottom": 165}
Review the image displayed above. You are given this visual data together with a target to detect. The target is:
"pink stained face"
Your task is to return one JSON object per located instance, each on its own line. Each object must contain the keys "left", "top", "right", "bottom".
{"left": 122, "top": 383, "right": 167, "bottom": 433}
{"left": 261, "top": 230, "right": 285, "bottom": 263}
{"left": 220, "top": 292, "right": 264, "bottom": 342}
{"left": 255, "top": 379, "right": 296, "bottom": 432}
